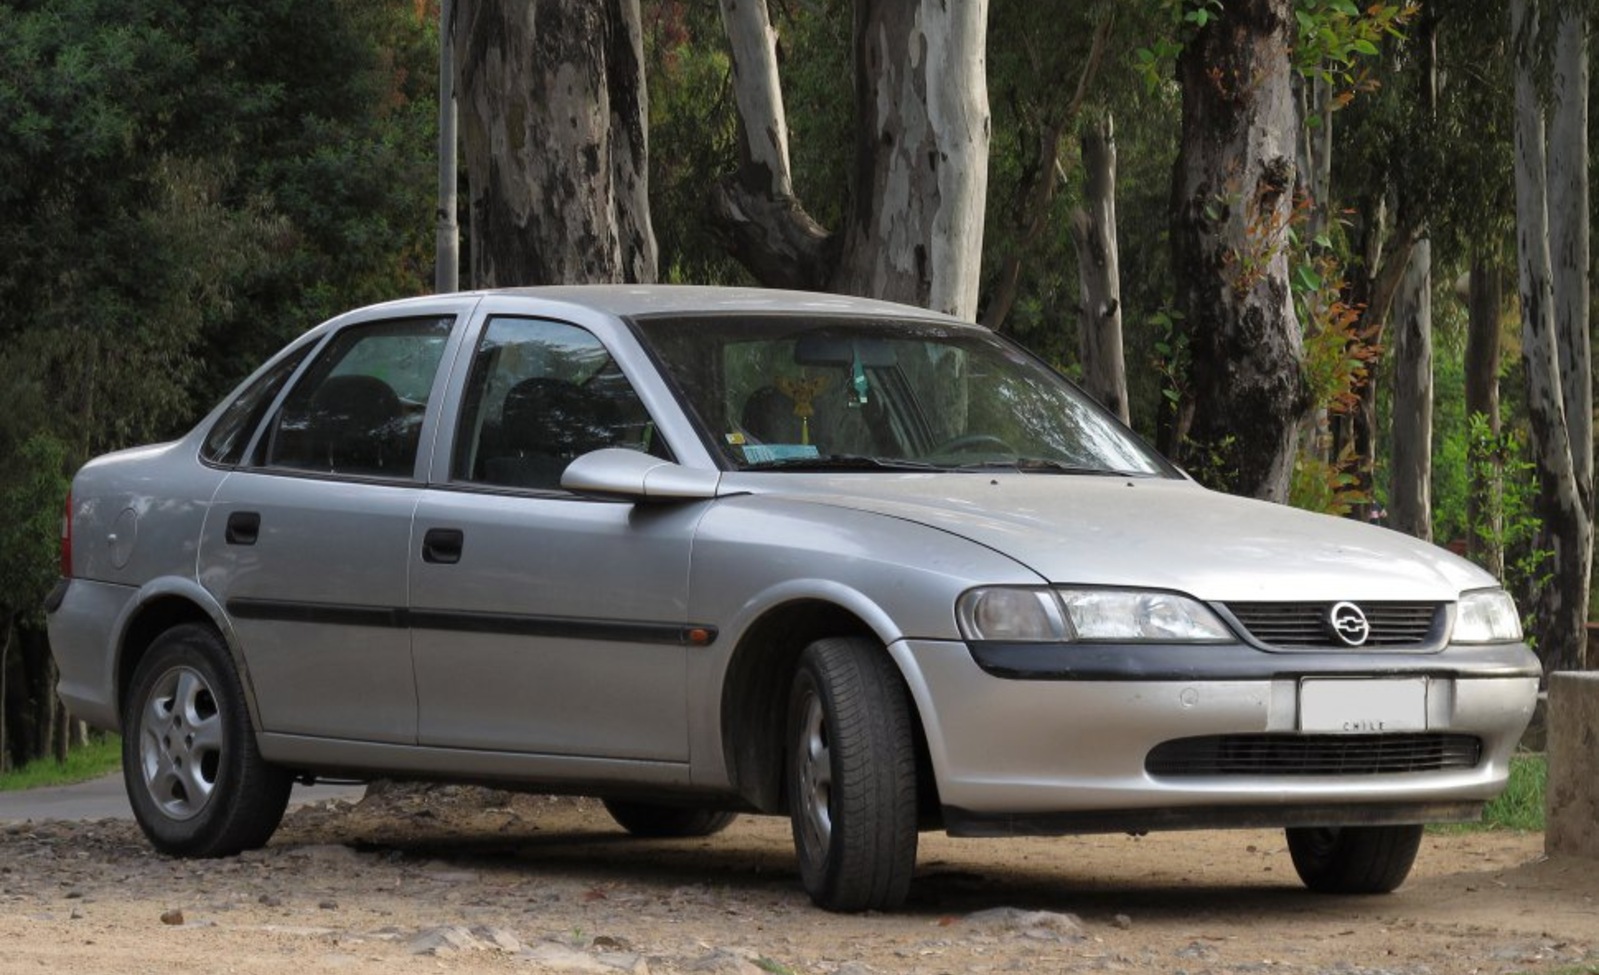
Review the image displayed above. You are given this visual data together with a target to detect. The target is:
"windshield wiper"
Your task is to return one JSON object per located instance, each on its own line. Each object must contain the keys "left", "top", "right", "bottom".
{"left": 958, "top": 457, "right": 1153, "bottom": 477}
{"left": 745, "top": 454, "right": 945, "bottom": 472}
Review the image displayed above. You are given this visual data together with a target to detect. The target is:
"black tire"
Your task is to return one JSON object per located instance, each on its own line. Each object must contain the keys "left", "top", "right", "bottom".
{"left": 602, "top": 799, "right": 738, "bottom": 838}
{"left": 1286, "top": 824, "right": 1425, "bottom": 894}
{"left": 122, "top": 623, "right": 292, "bottom": 857}
{"left": 786, "top": 636, "right": 918, "bottom": 912}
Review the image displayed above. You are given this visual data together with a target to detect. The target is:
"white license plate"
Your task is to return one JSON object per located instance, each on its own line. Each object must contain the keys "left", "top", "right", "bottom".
{"left": 1299, "top": 678, "right": 1427, "bottom": 733}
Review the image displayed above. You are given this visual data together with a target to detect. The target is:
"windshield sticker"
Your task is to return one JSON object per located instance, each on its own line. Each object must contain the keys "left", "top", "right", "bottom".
{"left": 743, "top": 443, "right": 821, "bottom": 464}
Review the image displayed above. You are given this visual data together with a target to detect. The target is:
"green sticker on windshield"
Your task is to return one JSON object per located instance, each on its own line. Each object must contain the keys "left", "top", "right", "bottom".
{"left": 743, "top": 444, "right": 821, "bottom": 464}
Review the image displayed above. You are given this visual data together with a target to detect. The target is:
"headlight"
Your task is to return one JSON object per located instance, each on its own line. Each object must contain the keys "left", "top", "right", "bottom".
{"left": 956, "top": 587, "right": 1232, "bottom": 643}
{"left": 1057, "top": 588, "right": 1233, "bottom": 642}
{"left": 1454, "top": 589, "right": 1523, "bottom": 643}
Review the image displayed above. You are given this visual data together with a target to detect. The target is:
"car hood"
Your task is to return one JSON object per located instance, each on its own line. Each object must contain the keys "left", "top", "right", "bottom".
{"left": 721, "top": 472, "right": 1495, "bottom": 602}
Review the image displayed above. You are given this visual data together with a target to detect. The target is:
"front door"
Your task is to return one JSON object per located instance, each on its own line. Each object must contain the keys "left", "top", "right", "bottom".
{"left": 408, "top": 315, "right": 702, "bottom": 761}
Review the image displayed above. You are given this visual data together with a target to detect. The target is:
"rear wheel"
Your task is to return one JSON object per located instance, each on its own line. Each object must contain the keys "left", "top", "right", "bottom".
{"left": 122, "top": 623, "right": 291, "bottom": 857}
{"left": 602, "top": 799, "right": 738, "bottom": 838}
{"left": 1286, "top": 824, "right": 1424, "bottom": 894}
{"left": 786, "top": 637, "right": 918, "bottom": 912}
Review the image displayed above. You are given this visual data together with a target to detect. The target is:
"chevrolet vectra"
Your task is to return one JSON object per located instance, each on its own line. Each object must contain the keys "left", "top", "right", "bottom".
{"left": 47, "top": 287, "right": 1539, "bottom": 911}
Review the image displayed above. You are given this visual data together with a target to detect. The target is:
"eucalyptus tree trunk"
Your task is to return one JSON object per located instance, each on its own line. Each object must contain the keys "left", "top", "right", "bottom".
{"left": 1294, "top": 73, "right": 1333, "bottom": 244}
{"left": 1069, "top": 117, "right": 1128, "bottom": 423}
{"left": 710, "top": 0, "right": 832, "bottom": 290}
{"left": 713, "top": 0, "right": 990, "bottom": 321}
{"left": 1465, "top": 260, "right": 1503, "bottom": 577}
{"left": 1388, "top": 239, "right": 1432, "bottom": 541}
{"left": 1170, "top": 0, "right": 1307, "bottom": 501}
{"left": 832, "top": 0, "right": 990, "bottom": 318}
{"left": 1512, "top": 0, "right": 1592, "bottom": 673}
{"left": 453, "top": 0, "right": 657, "bottom": 286}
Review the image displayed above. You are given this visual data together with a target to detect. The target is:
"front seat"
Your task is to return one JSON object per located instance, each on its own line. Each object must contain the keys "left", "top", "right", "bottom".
{"left": 305, "top": 374, "right": 405, "bottom": 476}
{"left": 483, "top": 377, "right": 617, "bottom": 489}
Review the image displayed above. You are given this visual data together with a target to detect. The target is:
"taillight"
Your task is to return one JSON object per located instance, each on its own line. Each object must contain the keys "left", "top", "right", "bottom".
{"left": 60, "top": 491, "right": 73, "bottom": 578}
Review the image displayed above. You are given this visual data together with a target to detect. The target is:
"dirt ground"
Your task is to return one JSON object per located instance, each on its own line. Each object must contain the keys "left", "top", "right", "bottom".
{"left": 0, "top": 787, "right": 1594, "bottom": 975}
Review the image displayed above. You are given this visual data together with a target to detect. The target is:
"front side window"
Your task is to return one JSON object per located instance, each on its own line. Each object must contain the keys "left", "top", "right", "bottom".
{"left": 633, "top": 315, "right": 1171, "bottom": 476}
{"left": 263, "top": 317, "right": 453, "bottom": 478}
{"left": 452, "top": 317, "right": 667, "bottom": 491}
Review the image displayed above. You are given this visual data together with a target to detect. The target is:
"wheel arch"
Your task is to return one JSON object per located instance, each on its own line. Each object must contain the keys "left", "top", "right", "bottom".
{"left": 718, "top": 596, "right": 940, "bottom": 821}
{"left": 114, "top": 579, "right": 260, "bottom": 733}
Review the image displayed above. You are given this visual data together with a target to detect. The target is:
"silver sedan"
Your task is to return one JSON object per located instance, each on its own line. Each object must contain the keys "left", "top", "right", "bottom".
{"left": 47, "top": 286, "right": 1539, "bottom": 911}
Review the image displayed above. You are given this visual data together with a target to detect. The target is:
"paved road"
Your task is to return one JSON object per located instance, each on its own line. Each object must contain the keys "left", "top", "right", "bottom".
{"left": 0, "top": 772, "right": 366, "bottom": 823}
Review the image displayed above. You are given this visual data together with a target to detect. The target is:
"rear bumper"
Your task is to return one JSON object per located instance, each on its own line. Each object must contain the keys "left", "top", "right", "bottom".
{"left": 890, "top": 638, "right": 1540, "bottom": 829}
{"left": 44, "top": 577, "right": 139, "bottom": 731}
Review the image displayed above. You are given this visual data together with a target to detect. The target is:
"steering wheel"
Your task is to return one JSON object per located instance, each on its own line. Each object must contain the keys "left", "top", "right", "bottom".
{"left": 925, "top": 433, "right": 1017, "bottom": 456}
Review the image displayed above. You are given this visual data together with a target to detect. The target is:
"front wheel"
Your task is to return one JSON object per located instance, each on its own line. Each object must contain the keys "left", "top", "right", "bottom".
{"left": 1285, "top": 824, "right": 1424, "bottom": 894}
{"left": 787, "top": 637, "right": 918, "bottom": 912}
{"left": 122, "top": 623, "right": 292, "bottom": 857}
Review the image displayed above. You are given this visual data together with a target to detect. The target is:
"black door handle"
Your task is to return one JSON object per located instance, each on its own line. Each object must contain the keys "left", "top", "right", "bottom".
{"left": 225, "top": 511, "right": 261, "bottom": 545}
{"left": 422, "top": 528, "right": 464, "bottom": 565}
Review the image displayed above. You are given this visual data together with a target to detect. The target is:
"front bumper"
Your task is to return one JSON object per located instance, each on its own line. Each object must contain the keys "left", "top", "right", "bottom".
{"left": 889, "top": 638, "right": 1541, "bottom": 835}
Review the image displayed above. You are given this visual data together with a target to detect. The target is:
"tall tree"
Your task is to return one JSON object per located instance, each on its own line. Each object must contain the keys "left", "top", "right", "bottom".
{"left": 712, "top": 0, "right": 990, "bottom": 320}
{"left": 454, "top": 0, "right": 658, "bottom": 286}
{"left": 1070, "top": 116, "right": 1129, "bottom": 422}
{"left": 2, "top": 0, "right": 438, "bottom": 767}
{"left": 1386, "top": 7, "right": 1440, "bottom": 541}
{"left": 1465, "top": 261, "right": 1504, "bottom": 576}
{"left": 1388, "top": 240, "right": 1433, "bottom": 539}
{"left": 1169, "top": 0, "right": 1308, "bottom": 501}
{"left": 1511, "top": 0, "right": 1591, "bottom": 672}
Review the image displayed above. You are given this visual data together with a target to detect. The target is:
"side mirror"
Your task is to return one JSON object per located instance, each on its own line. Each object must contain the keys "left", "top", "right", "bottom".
{"left": 561, "top": 448, "right": 721, "bottom": 502}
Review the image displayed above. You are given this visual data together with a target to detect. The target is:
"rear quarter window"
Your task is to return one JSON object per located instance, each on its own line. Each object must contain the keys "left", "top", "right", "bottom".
{"left": 200, "top": 342, "right": 315, "bottom": 467}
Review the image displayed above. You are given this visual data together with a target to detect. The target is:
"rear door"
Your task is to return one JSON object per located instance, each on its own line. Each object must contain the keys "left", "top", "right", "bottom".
{"left": 200, "top": 309, "right": 466, "bottom": 743}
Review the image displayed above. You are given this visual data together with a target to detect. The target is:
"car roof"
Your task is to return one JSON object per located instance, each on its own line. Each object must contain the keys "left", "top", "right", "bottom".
{"left": 357, "top": 285, "right": 971, "bottom": 325}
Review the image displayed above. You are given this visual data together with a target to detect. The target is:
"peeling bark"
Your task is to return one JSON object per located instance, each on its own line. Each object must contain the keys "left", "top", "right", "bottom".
{"left": 454, "top": 0, "right": 657, "bottom": 286}
{"left": 1170, "top": 0, "right": 1308, "bottom": 501}
{"left": 714, "top": 0, "right": 990, "bottom": 320}
{"left": 1512, "top": 0, "right": 1591, "bottom": 673}
{"left": 1389, "top": 239, "right": 1432, "bottom": 541}
{"left": 832, "top": 0, "right": 990, "bottom": 318}
{"left": 1069, "top": 116, "right": 1127, "bottom": 423}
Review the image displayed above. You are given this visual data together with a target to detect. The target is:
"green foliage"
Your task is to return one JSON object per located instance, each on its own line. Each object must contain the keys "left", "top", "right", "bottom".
{"left": 0, "top": 436, "right": 71, "bottom": 629}
{"left": 1432, "top": 753, "right": 1546, "bottom": 833}
{"left": 1293, "top": 1, "right": 1416, "bottom": 89}
{"left": 1133, "top": 0, "right": 1413, "bottom": 96}
{"left": 0, "top": 734, "right": 120, "bottom": 792}
{"left": 1465, "top": 415, "right": 1552, "bottom": 641}
{"left": 0, "top": 0, "right": 436, "bottom": 769}
{"left": 644, "top": 0, "right": 744, "bottom": 285}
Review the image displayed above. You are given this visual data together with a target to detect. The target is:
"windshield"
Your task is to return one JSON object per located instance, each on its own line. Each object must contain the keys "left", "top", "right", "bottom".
{"left": 633, "top": 314, "right": 1171, "bottom": 476}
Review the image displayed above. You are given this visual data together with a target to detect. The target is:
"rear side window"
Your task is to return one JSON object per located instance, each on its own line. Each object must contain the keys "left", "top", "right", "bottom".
{"left": 200, "top": 343, "right": 315, "bottom": 467}
{"left": 263, "top": 317, "right": 453, "bottom": 478}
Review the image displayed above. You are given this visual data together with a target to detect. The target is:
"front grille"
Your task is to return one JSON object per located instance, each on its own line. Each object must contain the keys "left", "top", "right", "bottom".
{"left": 1222, "top": 601, "right": 1443, "bottom": 649}
{"left": 1145, "top": 733, "right": 1482, "bottom": 777}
